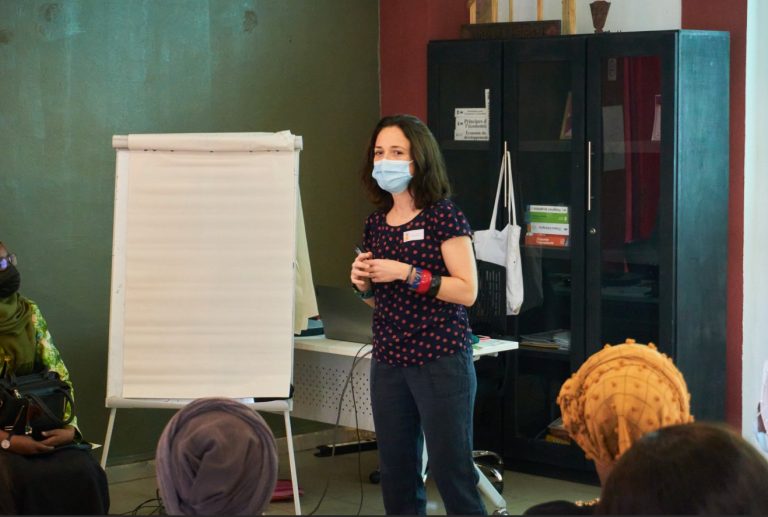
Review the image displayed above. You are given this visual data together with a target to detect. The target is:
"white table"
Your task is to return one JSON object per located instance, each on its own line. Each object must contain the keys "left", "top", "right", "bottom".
{"left": 292, "top": 336, "right": 518, "bottom": 514}
{"left": 293, "top": 336, "right": 518, "bottom": 431}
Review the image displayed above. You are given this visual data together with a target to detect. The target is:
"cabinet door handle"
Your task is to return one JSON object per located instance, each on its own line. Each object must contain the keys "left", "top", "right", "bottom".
{"left": 587, "top": 140, "right": 593, "bottom": 212}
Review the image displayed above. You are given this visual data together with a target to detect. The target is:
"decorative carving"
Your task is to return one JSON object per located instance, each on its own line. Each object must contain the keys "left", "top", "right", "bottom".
{"left": 590, "top": 1, "right": 611, "bottom": 33}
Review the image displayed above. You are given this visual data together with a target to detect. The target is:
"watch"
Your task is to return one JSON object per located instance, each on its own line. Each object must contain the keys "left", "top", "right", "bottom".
{"left": 1, "top": 433, "right": 12, "bottom": 450}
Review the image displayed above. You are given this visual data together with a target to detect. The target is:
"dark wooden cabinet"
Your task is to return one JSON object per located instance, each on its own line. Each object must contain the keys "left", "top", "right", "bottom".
{"left": 428, "top": 30, "right": 729, "bottom": 474}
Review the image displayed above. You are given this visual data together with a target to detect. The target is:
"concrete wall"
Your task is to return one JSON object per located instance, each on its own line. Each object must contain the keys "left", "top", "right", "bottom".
{"left": 0, "top": 0, "right": 379, "bottom": 463}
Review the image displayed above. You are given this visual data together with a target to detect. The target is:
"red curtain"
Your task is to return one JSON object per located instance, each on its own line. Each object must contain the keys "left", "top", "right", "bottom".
{"left": 622, "top": 56, "right": 661, "bottom": 243}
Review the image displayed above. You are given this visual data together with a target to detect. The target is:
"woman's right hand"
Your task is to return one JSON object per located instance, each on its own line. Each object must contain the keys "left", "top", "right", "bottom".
{"left": 8, "top": 434, "right": 55, "bottom": 455}
{"left": 350, "top": 251, "right": 373, "bottom": 292}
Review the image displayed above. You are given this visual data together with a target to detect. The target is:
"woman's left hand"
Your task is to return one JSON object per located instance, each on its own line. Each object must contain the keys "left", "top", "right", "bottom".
{"left": 367, "top": 259, "right": 410, "bottom": 284}
{"left": 39, "top": 425, "right": 76, "bottom": 447}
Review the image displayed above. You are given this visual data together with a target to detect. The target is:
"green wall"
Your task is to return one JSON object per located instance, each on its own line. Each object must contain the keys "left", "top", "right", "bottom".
{"left": 0, "top": 0, "right": 378, "bottom": 463}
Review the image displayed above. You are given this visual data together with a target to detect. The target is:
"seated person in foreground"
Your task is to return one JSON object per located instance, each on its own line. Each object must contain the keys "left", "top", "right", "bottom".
{"left": 525, "top": 338, "right": 693, "bottom": 515}
{"left": 0, "top": 241, "right": 109, "bottom": 515}
{"left": 597, "top": 422, "right": 768, "bottom": 514}
{"left": 155, "top": 397, "right": 279, "bottom": 515}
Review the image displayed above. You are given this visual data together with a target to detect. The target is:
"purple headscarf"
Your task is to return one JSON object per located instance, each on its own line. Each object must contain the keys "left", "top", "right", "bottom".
{"left": 155, "top": 398, "right": 278, "bottom": 515}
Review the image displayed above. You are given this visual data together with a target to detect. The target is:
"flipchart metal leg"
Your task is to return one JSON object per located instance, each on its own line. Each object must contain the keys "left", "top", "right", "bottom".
{"left": 100, "top": 407, "right": 117, "bottom": 470}
{"left": 283, "top": 410, "right": 302, "bottom": 515}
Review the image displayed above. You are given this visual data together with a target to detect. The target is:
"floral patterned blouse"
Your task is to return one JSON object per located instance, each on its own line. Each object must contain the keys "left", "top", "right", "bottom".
{"left": 28, "top": 298, "right": 79, "bottom": 433}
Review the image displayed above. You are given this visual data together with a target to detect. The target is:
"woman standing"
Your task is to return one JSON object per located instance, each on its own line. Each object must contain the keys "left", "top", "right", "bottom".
{"left": 350, "top": 114, "right": 484, "bottom": 515}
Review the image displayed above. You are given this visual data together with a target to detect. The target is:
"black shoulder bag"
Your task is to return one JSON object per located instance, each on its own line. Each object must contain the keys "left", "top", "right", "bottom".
{"left": 0, "top": 362, "right": 75, "bottom": 440}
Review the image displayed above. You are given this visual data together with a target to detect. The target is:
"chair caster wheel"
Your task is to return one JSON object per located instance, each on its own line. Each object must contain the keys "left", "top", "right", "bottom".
{"left": 369, "top": 470, "right": 380, "bottom": 484}
{"left": 476, "top": 462, "right": 504, "bottom": 494}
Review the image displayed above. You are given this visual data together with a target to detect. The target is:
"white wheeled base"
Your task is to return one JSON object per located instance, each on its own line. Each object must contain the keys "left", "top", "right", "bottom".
{"left": 418, "top": 442, "right": 507, "bottom": 514}
{"left": 476, "top": 462, "right": 507, "bottom": 514}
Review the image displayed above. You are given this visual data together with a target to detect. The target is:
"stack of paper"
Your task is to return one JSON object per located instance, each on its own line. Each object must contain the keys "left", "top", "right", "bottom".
{"left": 520, "top": 329, "right": 570, "bottom": 351}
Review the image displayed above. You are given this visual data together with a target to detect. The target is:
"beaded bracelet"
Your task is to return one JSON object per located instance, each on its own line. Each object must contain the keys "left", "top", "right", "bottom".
{"left": 405, "top": 264, "right": 414, "bottom": 284}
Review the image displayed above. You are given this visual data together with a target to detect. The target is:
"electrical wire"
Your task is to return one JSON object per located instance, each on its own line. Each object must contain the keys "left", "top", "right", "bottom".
{"left": 120, "top": 345, "right": 373, "bottom": 517}
{"left": 348, "top": 346, "right": 366, "bottom": 516}
{"left": 120, "top": 489, "right": 165, "bottom": 515}
{"left": 306, "top": 343, "right": 372, "bottom": 516}
{"left": 307, "top": 343, "right": 371, "bottom": 515}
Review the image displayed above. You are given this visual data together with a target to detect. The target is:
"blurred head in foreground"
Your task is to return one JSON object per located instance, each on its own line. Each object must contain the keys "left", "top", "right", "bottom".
{"left": 598, "top": 422, "right": 768, "bottom": 515}
{"left": 155, "top": 397, "right": 278, "bottom": 515}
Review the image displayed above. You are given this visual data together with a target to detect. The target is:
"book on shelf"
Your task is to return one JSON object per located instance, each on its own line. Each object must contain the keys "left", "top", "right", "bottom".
{"left": 544, "top": 433, "right": 571, "bottom": 445}
{"left": 651, "top": 94, "right": 661, "bottom": 142}
{"left": 524, "top": 205, "right": 570, "bottom": 247}
{"left": 527, "top": 204, "right": 569, "bottom": 214}
{"left": 559, "top": 92, "right": 573, "bottom": 140}
{"left": 546, "top": 417, "right": 571, "bottom": 443}
{"left": 520, "top": 339, "right": 560, "bottom": 350}
{"left": 525, "top": 211, "right": 569, "bottom": 224}
{"left": 520, "top": 329, "right": 570, "bottom": 351}
{"left": 526, "top": 222, "right": 569, "bottom": 236}
{"left": 524, "top": 233, "right": 569, "bottom": 247}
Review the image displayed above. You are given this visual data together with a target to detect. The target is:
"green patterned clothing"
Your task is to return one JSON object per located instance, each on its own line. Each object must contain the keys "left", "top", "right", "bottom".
{"left": 28, "top": 298, "right": 79, "bottom": 434}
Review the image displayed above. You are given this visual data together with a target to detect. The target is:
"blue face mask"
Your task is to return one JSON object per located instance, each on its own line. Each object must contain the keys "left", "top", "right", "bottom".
{"left": 372, "top": 160, "right": 413, "bottom": 194}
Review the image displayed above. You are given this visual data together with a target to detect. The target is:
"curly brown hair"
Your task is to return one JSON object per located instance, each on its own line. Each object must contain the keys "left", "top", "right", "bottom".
{"left": 360, "top": 114, "right": 451, "bottom": 210}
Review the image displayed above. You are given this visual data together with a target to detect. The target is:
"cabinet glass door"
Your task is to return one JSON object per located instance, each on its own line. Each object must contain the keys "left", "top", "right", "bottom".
{"left": 428, "top": 41, "right": 503, "bottom": 234}
{"left": 506, "top": 39, "right": 586, "bottom": 368}
{"left": 504, "top": 39, "right": 587, "bottom": 445}
{"left": 595, "top": 54, "right": 662, "bottom": 347}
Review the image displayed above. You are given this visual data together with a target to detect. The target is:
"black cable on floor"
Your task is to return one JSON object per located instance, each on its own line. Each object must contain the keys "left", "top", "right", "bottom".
{"left": 306, "top": 343, "right": 372, "bottom": 516}
{"left": 121, "top": 489, "right": 165, "bottom": 515}
{"left": 348, "top": 350, "right": 365, "bottom": 516}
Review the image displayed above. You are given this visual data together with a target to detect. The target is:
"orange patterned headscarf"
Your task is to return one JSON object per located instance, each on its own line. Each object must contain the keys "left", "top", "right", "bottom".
{"left": 558, "top": 339, "right": 693, "bottom": 465}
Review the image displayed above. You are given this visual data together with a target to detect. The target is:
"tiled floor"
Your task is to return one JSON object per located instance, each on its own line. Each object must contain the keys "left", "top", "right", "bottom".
{"left": 108, "top": 442, "right": 600, "bottom": 515}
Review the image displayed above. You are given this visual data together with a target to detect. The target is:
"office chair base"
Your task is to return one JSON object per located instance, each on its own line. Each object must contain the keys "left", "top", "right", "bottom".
{"left": 473, "top": 450, "right": 504, "bottom": 493}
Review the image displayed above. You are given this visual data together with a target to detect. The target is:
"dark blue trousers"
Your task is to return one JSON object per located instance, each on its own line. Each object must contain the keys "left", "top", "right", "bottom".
{"left": 370, "top": 348, "right": 486, "bottom": 515}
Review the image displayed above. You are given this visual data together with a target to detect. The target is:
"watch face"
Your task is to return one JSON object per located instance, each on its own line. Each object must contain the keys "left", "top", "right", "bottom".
{"left": 1, "top": 439, "right": 10, "bottom": 450}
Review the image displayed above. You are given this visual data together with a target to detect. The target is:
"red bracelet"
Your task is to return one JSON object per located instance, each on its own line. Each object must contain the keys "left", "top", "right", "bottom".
{"left": 416, "top": 269, "right": 432, "bottom": 294}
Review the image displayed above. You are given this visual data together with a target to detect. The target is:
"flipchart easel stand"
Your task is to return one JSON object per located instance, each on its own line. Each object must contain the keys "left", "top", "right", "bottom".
{"left": 103, "top": 132, "right": 304, "bottom": 514}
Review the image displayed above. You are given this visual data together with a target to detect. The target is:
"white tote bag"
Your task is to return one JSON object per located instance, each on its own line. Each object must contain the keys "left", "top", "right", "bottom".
{"left": 473, "top": 144, "right": 524, "bottom": 315}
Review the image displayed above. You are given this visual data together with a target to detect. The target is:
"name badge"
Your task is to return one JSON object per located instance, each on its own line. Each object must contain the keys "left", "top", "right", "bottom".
{"left": 403, "top": 229, "right": 424, "bottom": 242}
